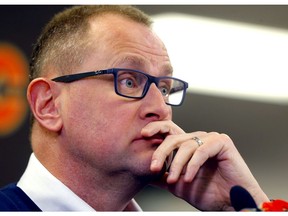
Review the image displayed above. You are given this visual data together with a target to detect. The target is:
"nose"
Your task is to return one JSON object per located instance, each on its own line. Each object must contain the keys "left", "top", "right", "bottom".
{"left": 139, "top": 83, "right": 171, "bottom": 120}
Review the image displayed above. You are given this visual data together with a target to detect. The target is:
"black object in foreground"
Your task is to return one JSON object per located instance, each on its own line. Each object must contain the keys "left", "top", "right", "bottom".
{"left": 230, "top": 185, "right": 259, "bottom": 211}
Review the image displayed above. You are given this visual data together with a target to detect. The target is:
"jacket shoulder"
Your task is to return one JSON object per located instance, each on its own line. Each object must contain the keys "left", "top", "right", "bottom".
{"left": 0, "top": 183, "right": 41, "bottom": 211}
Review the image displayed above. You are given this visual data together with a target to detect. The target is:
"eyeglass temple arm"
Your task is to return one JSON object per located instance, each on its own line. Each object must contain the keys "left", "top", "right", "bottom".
{"left": 52, "top": 71, "right": 107, "bottom": 83}
{"left": 169, "top": 82, "right": 189, "bottom": 94}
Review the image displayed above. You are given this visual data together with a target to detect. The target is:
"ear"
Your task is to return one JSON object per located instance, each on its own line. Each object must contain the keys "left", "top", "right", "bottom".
{"left": 27, "top": 78, "right": 63, "bottom": 132}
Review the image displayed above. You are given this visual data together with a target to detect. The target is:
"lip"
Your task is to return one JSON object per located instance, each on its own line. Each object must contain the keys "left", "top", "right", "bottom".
{"left": 133, "top": 133, "right": 166, "bottom": 146}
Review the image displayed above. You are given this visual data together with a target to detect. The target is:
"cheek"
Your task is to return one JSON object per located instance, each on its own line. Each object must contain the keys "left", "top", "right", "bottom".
{"left": 62, "top": 88, "right": 135, "bottom": 153}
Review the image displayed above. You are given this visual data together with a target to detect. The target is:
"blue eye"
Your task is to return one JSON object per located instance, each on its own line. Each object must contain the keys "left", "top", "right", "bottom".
{"left": 119, "top": 72, "right": 143, "bottom": 89}
{"left": 124, "top": 78, "right": 135, "bottom": 88}
{"left": 119, "top": 77, "right": 138, "bottom": 89}
{"left": 159, "top": 86, "right": 169, "bottom": 96}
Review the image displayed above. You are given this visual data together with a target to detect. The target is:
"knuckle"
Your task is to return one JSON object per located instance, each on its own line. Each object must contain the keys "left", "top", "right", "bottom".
{"left": 164, "top": 134, "right": 177, "bottom": 143}
{"left": 208, "top": 132, "right": 233, "bottom": 144}
{"left": 196, "top": 131, "right": 208, "bottom": 135}
{"left": 219, "top": 133, "right": 232, "bottom": 143}
{"left": 209, "top": 131, "right": 220, "bottom": 136}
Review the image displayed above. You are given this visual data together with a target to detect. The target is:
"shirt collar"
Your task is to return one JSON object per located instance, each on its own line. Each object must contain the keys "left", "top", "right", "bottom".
{"left": 17, "top": 153, "right": 141, "bottom": 211}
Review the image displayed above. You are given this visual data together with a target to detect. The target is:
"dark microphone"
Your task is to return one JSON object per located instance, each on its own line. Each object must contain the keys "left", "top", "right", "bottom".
{"left": 230, "top": 185, "right": 259, "bottom": 211}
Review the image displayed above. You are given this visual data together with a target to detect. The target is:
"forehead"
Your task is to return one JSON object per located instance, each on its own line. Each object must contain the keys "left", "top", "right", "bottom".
{"left": 115, "top": 55, "right": 173, "bottom": 76}
{"left": 85, "top": 14, "right": 172, "bottom": 75}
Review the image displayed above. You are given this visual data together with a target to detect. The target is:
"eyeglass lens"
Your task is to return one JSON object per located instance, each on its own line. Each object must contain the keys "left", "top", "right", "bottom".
{"left": 115, "top": 70, "right": 185, "bottom": 105}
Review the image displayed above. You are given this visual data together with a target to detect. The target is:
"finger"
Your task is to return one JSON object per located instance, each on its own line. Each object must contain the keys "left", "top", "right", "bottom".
{"left": 183, "top": 133, "right": 232, "bottom": 182}
{"left": 150, "top": 132, "right": 206, "bottom": 172}
{"left": 150, "top": 133, "right": 198, "bottom": 172}
{"left": 166, "top": 140, "right": 198, "bottom": 184}
{"left": 141, "top": 120, "right": 185, "bottom": 137}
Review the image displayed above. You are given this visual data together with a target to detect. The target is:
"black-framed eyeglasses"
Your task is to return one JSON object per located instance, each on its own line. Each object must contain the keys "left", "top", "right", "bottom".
{"left": 52, "top": 68, "right": 189, "bottom": 106}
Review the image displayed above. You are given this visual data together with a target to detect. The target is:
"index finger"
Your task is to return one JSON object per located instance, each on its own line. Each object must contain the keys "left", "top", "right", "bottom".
{"left": 141, "top": 120, "right": 185, "bottom": 137}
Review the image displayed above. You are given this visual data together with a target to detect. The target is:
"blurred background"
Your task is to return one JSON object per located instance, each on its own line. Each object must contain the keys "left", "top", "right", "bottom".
{"left": 0, "top": 5, "right": 288, "bottom": 211}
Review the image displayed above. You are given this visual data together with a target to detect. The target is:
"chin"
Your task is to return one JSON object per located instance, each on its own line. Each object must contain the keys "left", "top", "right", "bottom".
{"left": 128, "top": 152, "right": 166, "bottom": 180}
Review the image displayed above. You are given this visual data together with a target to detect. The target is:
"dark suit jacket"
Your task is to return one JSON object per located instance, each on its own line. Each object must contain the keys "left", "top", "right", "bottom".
{"left": 0, "top": 183, "right": 41, "bottom": 211}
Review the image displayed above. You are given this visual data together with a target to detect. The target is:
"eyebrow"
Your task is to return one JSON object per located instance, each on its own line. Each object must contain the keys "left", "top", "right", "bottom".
{"left": 114, "top": 55, "right": 173, "bottom": 76}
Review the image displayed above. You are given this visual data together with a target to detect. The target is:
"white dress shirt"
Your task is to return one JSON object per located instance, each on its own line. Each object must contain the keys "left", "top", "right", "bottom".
{"left": 17, "top": 153, "right": 141, "bottom": 211}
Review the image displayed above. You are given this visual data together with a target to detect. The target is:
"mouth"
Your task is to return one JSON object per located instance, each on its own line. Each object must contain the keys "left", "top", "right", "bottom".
{"left": 135, "top": 133, "right": 167, "bottom": 147}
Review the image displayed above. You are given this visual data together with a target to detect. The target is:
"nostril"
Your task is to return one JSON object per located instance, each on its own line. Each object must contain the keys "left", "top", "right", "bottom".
{"left": 145, "top": 113, "right": 159, "bottom": 119}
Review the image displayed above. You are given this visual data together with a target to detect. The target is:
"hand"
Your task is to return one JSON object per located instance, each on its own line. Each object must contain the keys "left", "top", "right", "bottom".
{"left": 141, "top": 120, "right": 269, "bottom": 211}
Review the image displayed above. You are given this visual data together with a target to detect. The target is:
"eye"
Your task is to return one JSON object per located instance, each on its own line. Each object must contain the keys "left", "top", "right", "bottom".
{"left": 126, "top": 78, "right": 135, "bottom": 88}
{"left": 117, "top": 71, "right": 147, "bottom": 97}
{"left": 159, "top": 86, "right": 169, "bottom": 96}
{"left": 120, "top": 77, "right": 137, "bottom": 89}
{"left": 158, "top": 79, "right": 172, "bottom": 97}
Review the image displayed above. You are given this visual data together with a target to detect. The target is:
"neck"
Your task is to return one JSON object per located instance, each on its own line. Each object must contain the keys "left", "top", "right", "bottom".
{"left": 69, "top": 171, "right": 145, "bottom": 211}
{"left": 38, "top": 153, "right": 148, "bottom": 211}
{"left": 33, "top": 132, "right": 153, "bottom": 211}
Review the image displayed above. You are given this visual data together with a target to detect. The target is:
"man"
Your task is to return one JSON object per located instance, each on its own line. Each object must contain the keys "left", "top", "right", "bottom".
{"left": 0, "top": 5, "right": 269, "bottom": 211}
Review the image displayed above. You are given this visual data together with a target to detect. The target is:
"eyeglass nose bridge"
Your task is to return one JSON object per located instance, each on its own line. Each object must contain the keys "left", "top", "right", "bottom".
{"left": 141, "top": 75, "right": 164, "bottom": 100}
